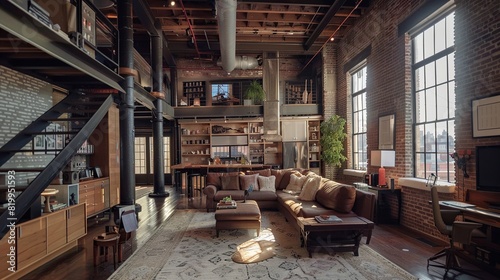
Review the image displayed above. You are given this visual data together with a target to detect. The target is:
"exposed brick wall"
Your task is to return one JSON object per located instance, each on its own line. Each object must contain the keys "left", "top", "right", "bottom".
{"left": 0, "top": 66, "right": 55, "bottom": 184}
{"left": 454, "top": 0, "right": 500, "bottom": 199}
{"left": 333, "top": 0, "right": 500, "bottom": 241}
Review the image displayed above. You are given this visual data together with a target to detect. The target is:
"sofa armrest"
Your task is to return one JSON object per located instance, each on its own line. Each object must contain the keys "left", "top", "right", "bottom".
{"left": 352, "top": 189, "right": 376, "bottom": 222}
{"left": 203, "top": 184, "right": 217, "bottom": 199}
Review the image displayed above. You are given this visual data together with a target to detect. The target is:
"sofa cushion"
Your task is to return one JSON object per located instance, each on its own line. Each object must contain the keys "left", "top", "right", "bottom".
{"left": 272, "top": 169, "right": 303, "bottom": 190}
{"left": 285, "top": 173, "right": 307, "bottom": 194}
{"left": 258, "top": 175, "right": 276, "bottom": 192}
{"left": 240, "top": 173, "right": 259, "bottom": 191}
{"left": 316, "top": 180, "right": 357, "bottom": 213}
{"left": 247, "top": 190, "right": 277, "bottom": 201}
{"left": 207, "top": 172, "right": 240, "bottom": 189}
{"left": 214, "top": 190, "right": 245, "bottom": 201}
{"left": 298, "top": 174, "right": 322, "bottom": 201}
{"left": 246, "top": 169, "right": 271, "bottom": 177}
{"left": 221, "top": 174, "right": 240, "bottom": 190}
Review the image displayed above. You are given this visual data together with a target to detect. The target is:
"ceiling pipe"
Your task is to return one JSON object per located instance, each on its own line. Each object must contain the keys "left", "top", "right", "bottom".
{"left": 217, "top": 55, "right": 259, "bottom": 70}
{"left": 216, "top": 0, "right": 237, "bottom": 73}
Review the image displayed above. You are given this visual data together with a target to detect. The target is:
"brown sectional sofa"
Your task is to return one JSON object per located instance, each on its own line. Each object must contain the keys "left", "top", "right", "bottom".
{"left": 202, "top": 169, "right": 376, "bottom": 234}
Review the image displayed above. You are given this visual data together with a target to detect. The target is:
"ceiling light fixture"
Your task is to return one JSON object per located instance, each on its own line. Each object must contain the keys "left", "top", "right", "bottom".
{"left": 170, "top": 1, "right": 176, "bottom": 7}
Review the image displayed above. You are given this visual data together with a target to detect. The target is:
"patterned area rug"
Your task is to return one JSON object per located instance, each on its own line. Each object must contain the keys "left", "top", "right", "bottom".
{"left": 109, "top": 210, "right": 418, "bottom": 280}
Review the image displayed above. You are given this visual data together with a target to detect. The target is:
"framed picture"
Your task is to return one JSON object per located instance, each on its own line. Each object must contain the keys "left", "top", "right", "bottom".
{"left": 379, "top": 114, "right": 395, "bottom": 150}
{"left": 45, "top": 125, "right": 56, "bottom": 154}
{"left": 55, "top": 124, "right": 65, "bottom": 151}
{"left": 472, "top": 94, "right": 500, "bottom": 137}
{"left": 33, "top": 134, "right": 45, "bottom": 154}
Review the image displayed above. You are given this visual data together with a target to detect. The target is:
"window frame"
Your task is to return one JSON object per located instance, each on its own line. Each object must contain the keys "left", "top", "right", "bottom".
{"left": 411, "top": 11, "right": 455, "bottom": 182}
{"left": 350, "top": 64, "right": 368, "bottom": 170}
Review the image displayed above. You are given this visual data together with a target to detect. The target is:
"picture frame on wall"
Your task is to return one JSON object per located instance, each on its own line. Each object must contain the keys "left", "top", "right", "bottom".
{"left": 45, "top": 125, "right": 56, "bottom": 154}
{"left": 472, "top": 94, "right": 500, "bottom": 137}
{"left": 33, "top": 134, "right": 45, "bottom": 154}
{"left": 379, "top": 114, "right": 395, "bottom": 150}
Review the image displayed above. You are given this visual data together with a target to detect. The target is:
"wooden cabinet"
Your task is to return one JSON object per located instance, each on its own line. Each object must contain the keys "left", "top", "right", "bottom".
{"left": 183, "top": 81, "right": 206, "bottom": 106}
{"left": 308, "top": 120, "right": 321, "bottom": 174}
{"left": 0, "top": 204, "right": 87, "bottom": 279}
{"left": 16, "top": 218, "right": 47, "bottom": 270}
{"left": 79, "top": 178, "right": 109, "bottom": 217}
{"left": 46, "top": 211, "right": 66, "bottom": 253}
{"left": 67, "top": 203, "right": 87, "bottom": 241}
{"left": 282, "top": 120, "right": 307, "bottom": 141}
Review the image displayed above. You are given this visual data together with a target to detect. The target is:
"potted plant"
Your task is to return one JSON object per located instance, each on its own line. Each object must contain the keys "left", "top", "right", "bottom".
{"left": 320, "top": 115, "right": 347, "bottom": 167}
{"left": 244, "top": 80, "right": 266, "bottom": 105}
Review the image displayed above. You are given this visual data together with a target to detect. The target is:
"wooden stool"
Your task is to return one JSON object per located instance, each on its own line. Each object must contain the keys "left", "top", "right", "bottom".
{"left": 93, "top": 233, "right": 120, "bottom": 270}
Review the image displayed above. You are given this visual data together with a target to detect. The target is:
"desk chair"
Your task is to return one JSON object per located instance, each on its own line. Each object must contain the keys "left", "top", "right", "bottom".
{"left": 427, "top": 186, "right": 483, "bottom": 277}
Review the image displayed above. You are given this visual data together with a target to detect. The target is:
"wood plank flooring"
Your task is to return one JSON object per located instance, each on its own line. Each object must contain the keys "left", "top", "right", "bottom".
{"left": 20, "top": 186, "right": 496, "bottom": 280}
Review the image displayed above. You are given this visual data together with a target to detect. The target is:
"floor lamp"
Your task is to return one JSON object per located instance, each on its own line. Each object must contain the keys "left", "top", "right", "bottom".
{"left": 371, "top": 150, "right": 395, "bottom": 187}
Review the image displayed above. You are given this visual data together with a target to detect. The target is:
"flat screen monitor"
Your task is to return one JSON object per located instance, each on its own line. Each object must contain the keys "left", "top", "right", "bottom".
{"left": 476, "top": 145, "right": 500, "bottom": 192}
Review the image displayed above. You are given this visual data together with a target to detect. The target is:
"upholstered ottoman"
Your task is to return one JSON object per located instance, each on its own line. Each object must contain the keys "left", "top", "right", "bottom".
{"left": 215, "top": 200, "right": 261, "bottom": 237}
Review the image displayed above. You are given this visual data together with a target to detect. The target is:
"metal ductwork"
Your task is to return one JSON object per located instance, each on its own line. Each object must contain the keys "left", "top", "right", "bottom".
{"left": 216, "top": 0, "right": 237, "bottom": 73}
{"left": 262, "top": 52, "right": 282, "bottom": 142}
{"left": 217, "top": 55, "right": 259, "bottom": 70}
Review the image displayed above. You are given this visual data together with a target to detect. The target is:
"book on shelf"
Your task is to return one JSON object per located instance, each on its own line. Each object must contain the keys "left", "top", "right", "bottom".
{"left": 217, "top": 200, "right": 237, "bottom": 209}
{"left": 315, "top": 215, "right": 342, "bottom": 223}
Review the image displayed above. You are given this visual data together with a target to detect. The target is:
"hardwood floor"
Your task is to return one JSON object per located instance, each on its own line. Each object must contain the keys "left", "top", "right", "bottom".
{"left": 21, "top": 186, "right": 496, "bottom": 280}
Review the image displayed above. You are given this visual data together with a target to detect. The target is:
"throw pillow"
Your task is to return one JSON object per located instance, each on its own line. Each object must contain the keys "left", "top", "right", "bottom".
{"left": 316, "top": 181, "right": 356, "bottom": 213}
{"left": 258, "top": 175, "right": 276, "bottom": 192}
{"left": 239, "top": 173, "right": 259, "bottom": 191}
{"left": 246, "top": 169, "right": 271, "bottom": 177}
{"left": 298, "top": 174, "right": 322, "bottom": 201}
{"left": 220, "top": 175, "right": 240, "bottom": 190}
{"left": 285, "top": 173, "right": 307, "bottom": 194}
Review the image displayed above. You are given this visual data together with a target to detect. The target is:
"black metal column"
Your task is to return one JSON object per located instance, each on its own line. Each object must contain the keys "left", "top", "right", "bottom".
{"left": 117, "top": 0, "right": 136, "bottom": 206}
{"left": 150, "top": 20, "right": 169, "bottom": 197}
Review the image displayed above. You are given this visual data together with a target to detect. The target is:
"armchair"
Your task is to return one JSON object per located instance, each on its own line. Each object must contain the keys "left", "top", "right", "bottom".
{"left": 427, "top": 186, "right": 483, "bottom": 276}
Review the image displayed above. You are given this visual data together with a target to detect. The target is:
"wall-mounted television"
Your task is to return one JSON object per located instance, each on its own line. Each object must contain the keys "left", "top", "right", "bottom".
{"left": 476, "top": 145, "right": 500, "bottom": 192}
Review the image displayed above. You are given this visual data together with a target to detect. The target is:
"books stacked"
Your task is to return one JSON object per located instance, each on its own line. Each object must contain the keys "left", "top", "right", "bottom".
{"left": 28, "top": 0, "right": 52, "bottom": 27}
{"left": 315, "top": 215, "right": 342, "bottom": 223}
{"left": 217, "top": 200, "right": 237, "bottom": 209}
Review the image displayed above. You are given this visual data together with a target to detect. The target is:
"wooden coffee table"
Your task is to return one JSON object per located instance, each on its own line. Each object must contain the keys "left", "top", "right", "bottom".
{"left": 297, "top": 216, "right": 374, "bottom": 257}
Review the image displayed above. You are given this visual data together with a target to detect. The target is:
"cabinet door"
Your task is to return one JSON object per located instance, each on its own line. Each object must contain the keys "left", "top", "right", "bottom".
{"left": 16, "top": 219, "right": 47, "bottom": 270}
{"left": 67, "top": 204, "right": 87, "bottom": 242}
{"left": 93, "top": 180, "right": 105, "bottom": 213}
{"left": 282, "top": 120, "right": 307, "bottom": 141}
{"left": 46, "top": 211, "right": 66, "bottom": 253}
{"left": 79, "top": 183, "right": 95, "bottom": 216}
{"left": 0, "top": 234, "right": 12, "bottom": 274}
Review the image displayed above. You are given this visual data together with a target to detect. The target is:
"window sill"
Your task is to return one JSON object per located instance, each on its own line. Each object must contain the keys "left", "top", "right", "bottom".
{"left": 398, "top": 177, "right": 456, "bottom": 193}
{"left": 343, "top": 169, "right": 367, "bottom": 178}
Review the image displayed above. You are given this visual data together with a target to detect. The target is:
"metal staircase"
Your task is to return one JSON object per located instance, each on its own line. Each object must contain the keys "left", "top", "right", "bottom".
{"left": 0, "top": 93, "right": 115, "bottom": 238}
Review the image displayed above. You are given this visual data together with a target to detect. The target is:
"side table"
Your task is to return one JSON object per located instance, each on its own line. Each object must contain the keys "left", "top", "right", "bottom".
{"left": 367, "top": 187, "right": 401, "bottom": 224}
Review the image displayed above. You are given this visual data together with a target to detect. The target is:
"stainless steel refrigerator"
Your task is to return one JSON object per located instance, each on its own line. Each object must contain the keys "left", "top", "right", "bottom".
{"left": 282, "top": 142, "right": 308, "bottom": 169}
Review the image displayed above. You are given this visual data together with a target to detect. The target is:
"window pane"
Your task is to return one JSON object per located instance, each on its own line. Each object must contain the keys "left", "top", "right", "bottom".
{"left": 435, "top": 56, "right": 448, "bottom": 85}
{"left": 425, "top": 88, "right": 436, "bottom": 122}
{"left": 424, "top": 27, "right": 435, "bottom": 59}
{"left": 448, "top": 81, "right": 455, "bottom": 118}
{"left": 415, "top": 153, "right": 426, "bottom": 178}
{"left": 436, "top": 121, "right": 448, "bottom": 152}
{"left": 425, "top": 62, "right": 436, "bottom": 87}
{"left": 414, "top": 33, "right": 424, "bottom": 63}
{"left": 448, "top": 53, "right": 455, "bottom": 80}
{"left": 415, "top": 124, "right": 425, "bottom": 152}
{"left": 415, "top": 90, "right": 426, "bottom": 123}
{"left": 425, "top": 123, "right": 436, "bottom": 152}
{"left": 436, "top": 84, "right": 448, "bottom": 120}
{"left": 134, "top": 137, "right": 146, "bottom": 174}
{"left": 434, "top": 18, "right": 446, "bottom": 53}
{"left": 446, "top": 14, "right": 455, "bottom": 48}
{"left": 415, "top": 66, "right": 425, "bottom": 91}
